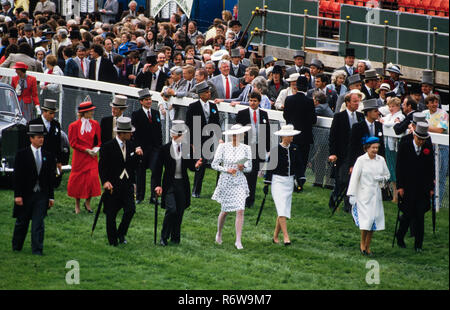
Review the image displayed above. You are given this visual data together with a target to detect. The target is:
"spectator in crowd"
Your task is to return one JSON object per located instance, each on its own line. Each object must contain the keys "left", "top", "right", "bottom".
{"left": 361, "top": 69, "right": 379, "bottom": 100}
{"left": 285, "top": 50, "right": 307, "bottom": 78}
{"left": 100, "top": 95, "right": 128, "bottom": 145}
{"left": 100, "top": 0, "right": 119, "bottom": 24}
{"left": 209, "top": 59, "right": 240, "bottom": 100}
{"left": 308, "top": 73, "right": 338, "bottom": 112}
{"left": 1, "top": 42, "right": 43, "bottom": 72}
{"left": 327, "top": 69, "right": 347, "bottom": 97}
{"left": 229, "top": 48, "right": 246, "bottom": 78}
{"left": 347, "top": 136, "right": 390, "bottom": 256}
{"left": 336, "top": 74, "right": 364, "bottom": 113}
{"left": 11, "top": 61, "right": 40, "bottom": 121}
{"left": 385, "top": 63, "right": 407, "bottom": 99}
{"left": 336, "top": 48, "right": 356, "bottom": 85}
{"left": 126, "top": 50, "right": 143, "bottom": 86}
{"left": 375, "top": 83, "right": 392, "bottom": 116}
{"left": 418, "top": 70, "right": 434, "bottom": 111}
{"left": 267, "top": 65, "right": 288, "bottom": 104}
{"left": 394, "top": 96, "right": 419, "bottom": 135}
{"left": 88, "top": 43, "right": 117, "bottom": 83}
{"left": 275, "top": 73, "right": 299, "bottom": 110}
{"left": 40, "top": 55, "right": 64, "bottom": 97}
{"left": 121, "top": 0, "right": 138, "bottom": 19}
{"left": 187, "top": 20, "right": 201, "bottom": 45}
{"left": 357, "top": 59, "right": 371, "bottom": 80}
{"left": 308, "top": 58, "right": 324, "bottom": 90}
{"left": 74, "top": 45, "right": 90, "bottom": 79}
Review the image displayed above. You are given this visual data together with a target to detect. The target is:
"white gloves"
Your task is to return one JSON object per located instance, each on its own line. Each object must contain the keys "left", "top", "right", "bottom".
{"left": 374, "top": 175, "right": 386, "bottom": 183}
{"left": 36, "top": 105, "right": 42, "bottom": 116}
{"left": 349, "top": 196, "right": 357, "bottom": 206}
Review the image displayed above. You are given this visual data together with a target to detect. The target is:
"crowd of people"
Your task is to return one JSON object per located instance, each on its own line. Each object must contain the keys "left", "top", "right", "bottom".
{"left": 3, "top": 2, "right": 448, "bottom": 256}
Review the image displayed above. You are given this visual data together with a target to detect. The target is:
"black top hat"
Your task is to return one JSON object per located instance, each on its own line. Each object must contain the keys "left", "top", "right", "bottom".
{"left": 229, "top": 20, "right": 242, "bottom": 28}
{"left": 410, "top": 83, "right": 421, "bottom": 94}
{"left": 272, "top": 65, "right": 283, "bottom": 75}
{"left": 138, "top": 88, "right": 152, "bottom": 100}
{"left": 146, "top": 52, "right": 158, "bottom": 66}
{"left": 297, "top": 75, "right": 309, "bottom": 92}
{"left": 28, "top": 124, "right": 46, "bottom": 135}
{"left": 195, "top": 81, "right": 211, "bottom": 94}
{"left": 344, "top": 48, "right": 355, "bottom": 57}
{"left": 41, "top": 99, "right": 58, "bottom": 112}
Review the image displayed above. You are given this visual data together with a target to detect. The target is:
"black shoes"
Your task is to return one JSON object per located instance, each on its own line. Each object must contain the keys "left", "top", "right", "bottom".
{"left": 118, "top": 236, "right": 127, "bottom": 244}
{"left": 284, "top": 242, "right": 291, "bottom": 246}
{"left": 32, "top": 251, "right": 43, "bottom": 256}
{"left": 415, "top": 247, "right": 422, "bottom": 253}
{"left": 150, "top": 197, "right": 157, "bottom": 204}
{"left": 397, "top": 238, "right": 406, "bottom": 248}
{"left": 84, "top": 202, "right": 93, "bottom": 213}
{"left": 160, "top": 239, "right": 168, "bottom": 246}
{"left": 192, "top": 193, "right": 200, "bottom": 198}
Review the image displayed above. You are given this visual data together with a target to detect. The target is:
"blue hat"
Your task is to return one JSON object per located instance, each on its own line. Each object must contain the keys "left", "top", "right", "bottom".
{"left": 362, "top": 136, "right": 380, "bottom": 145}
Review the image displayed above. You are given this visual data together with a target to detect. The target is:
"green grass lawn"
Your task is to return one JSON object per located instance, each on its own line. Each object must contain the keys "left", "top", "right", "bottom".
{"left": 0, "top": 168, "right": 448, "bottom": 290}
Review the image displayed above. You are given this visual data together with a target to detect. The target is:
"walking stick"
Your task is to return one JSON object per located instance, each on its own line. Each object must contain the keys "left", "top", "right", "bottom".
{"left": 331, "top": 184, "right": 348, "bottom": 216}
{"left": 256, "top": 185, "right": 269, "bottom": 226}
{"left": 154, "top": 196, "right": 159, "bottom": 245}
{"left": 91, "top": 192, "right": 106, "bottom": 237}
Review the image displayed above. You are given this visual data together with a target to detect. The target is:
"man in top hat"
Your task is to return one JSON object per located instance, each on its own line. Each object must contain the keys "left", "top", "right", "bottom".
{"left": 153, "top": 121, "right": 203, "bottom": 246}
{"left": 230, "top": 48, "right": 246, "bottom": 78}
{"left": 230, "top": 20, "right": 247, "bottom": 48}
{"left": 348, "top": 99, "right": 385, "bottom": 171}
{"left": 18, "top": 23, "right": 35, "bottom": 49}
{"left": 131, "top": 88, "right": 163, "bottom": 204}
{"left": 185, "top": 81, "right": 222, "bottom": 198}
{"left": 329, "top": 91, "right": 365, "bottom": 212}
{"left": 395, "top": 122, "right": 435, "bottom": 253}
{"left": 12, "top": 124, "right": 56, "bottom": 255}
{"left": 28, "top": 99, "right": 62, "bottom": 175}
{"left": 88, "top": 44, "right": 118, "bottom": 83}
{"left": 409, "top": 83, "right": 422, "bottom": 104}
{"left": 309, "top": 59, "right": 324, "bottom": 90}
{"left": 337, "top": 48, "right": 356, "bottom": 84}
{"left": 99, "top": 116, "right": 143, "bottom": 246}
{"left": 398, "top": 112, "right": 431, "bottom": 145}
{"left": 335, "top": 74, "right": 364, "bottom": 113}
{"left": 285, "top": 50, "right": 307, "bottom": 78}
{"left": 136, "top": 53, "right": 168, "bottom": 92}
{"left": 361, "top": 69, "right": 379, "bottom": 100}
{"left": 418, "top": 70, "right": 434, "bottom": 112}
{"left": 100, "top": 95, "right": 128, "bottom": 144}
{"left": 284, "top": 75, "right": 317, "bottom": 191}
{"left": 394, "top": 96, "right": 419, "bottom": 135}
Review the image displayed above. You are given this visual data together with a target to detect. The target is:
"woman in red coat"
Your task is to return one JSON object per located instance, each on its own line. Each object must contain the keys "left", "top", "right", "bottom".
{"left": 11, "top": 62, "right": 40, "bottom": 122}
{"left": 67, "top": 100, "right": 102, "bottom": 214}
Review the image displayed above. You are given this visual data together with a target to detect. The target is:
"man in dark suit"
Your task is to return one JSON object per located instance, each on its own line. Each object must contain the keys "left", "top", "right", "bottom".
{"left": 283, "top": 75, "right": 317, "bottom": 190}
{"left": 125, "top": 51, "right": 143, "bottom": 86}
{"left": 63, "top": 46, "right": 79, "bottom": 77}
{"left": 336, "top": 48, "right": 356, "bottom": 86}
{"left": 153, "top": 122, "right": 203, "bottom": 246}
{"left": 131, "top": 88, "right": 163, "bottom": 204}
{"left": 12, "top": 124, "right": 56, "bottom": 255}
{"left": 307, "top": 73, "right": 338, "bottom": 112}
{"left": 112, "top": 54, "right": 128, "bottom": 85}
{"left": 394, "top": 96, "right": 418, "bottom": 135}
{"left": 230, "top": 48, "right": 246, "bottom": 78}
{"left": 135, "top": 53, "right": 168, "bottom": 92}
{"left": 285, "top": 50, "right": 307, "bottom": 78}
{"left": 348, "top": 99, "right": 385, "bottom": 170}
{"left": 328, "top": 92, "right": 365, "bottom": 212}
{"left": 396, "top": 122, "right": 435, "bottom": 253}
{"left": 99, "top": 117, "right": 143, "bottom": 246}
{"left": 100, "top": 95, "right": 128, "bottom": 144}
{"left": 88, "top": 44, "right": 118, "bottom": 83}
{"left": 361, "top": 69, "right": 379, "bottom": 100}
{"left": 18, "top": 24, "right": 35, "bottom": 48}
{"left": 28, "top": 99, "right": 62, "bottom": 177}
{"left": 236, "top": 91, "right": 271, "bottom": 208}
{"left": 185, "top": 82, "right": 222, "bottom": 198}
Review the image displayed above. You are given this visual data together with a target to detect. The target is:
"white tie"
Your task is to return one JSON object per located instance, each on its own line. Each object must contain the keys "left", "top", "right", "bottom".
{"left": 35, "top": 149, "right": 42, "bottom": 174}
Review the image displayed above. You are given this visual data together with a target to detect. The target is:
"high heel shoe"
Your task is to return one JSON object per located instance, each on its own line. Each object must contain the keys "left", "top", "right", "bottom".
{"left": 234, "top": 242, "right": 243, "bottom": 250}
{"left": 272, "top": 238, "right": 279, "bottom": 244}
{"left": 84, "top": 202, "right": 93, "bottom": 214}
{"left": 215, "top": 233, "right": 222, "bottom": 245}
{"left": 284, "top": 241, "right": 291, "bottom": 246}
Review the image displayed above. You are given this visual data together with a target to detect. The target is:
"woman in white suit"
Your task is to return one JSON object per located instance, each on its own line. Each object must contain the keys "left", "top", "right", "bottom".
{"left": 347, "top": 136, "right": 390, "bottom": 256}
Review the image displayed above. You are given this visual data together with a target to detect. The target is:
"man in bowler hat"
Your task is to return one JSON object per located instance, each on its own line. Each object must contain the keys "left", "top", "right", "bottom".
{"left": 100, "top": 95, "right": 128, "bottom": 144}
{"left": 99, "top": 117, "right": 143, "bottom": 246}
{"left": 12, "top": 124, "right": 56, "bottom": 255}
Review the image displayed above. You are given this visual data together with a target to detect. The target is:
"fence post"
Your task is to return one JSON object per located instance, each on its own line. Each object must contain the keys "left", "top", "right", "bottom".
{"left": 435, "top": 144, "right": 440, "bottom": 212}
{"left": 383, "top": 20, "right": 389, "bottom": 73}
{"left": 261, "top": 5, "right": 268, "bottom": 58}
{"left": 303, "top": 9, "right": 308, "bottom": 51}
{"left": 239, "top": 8, "right": 257, "bottom": 47}
{"left": 432, "top": 27, "right": 438, "bottom": 84}
{"left": 345, "top": 16, "right": 350, "bottom": 51}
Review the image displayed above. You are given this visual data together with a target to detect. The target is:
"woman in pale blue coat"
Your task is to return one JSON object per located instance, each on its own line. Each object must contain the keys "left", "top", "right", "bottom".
{"left": 326, "top": 69, "right": 347, "bottom": 97}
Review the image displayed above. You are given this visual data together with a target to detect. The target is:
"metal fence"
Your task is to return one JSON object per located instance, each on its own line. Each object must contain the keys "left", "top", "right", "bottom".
{"left": 0, "top": 67, "right": 447, "bottom": 209}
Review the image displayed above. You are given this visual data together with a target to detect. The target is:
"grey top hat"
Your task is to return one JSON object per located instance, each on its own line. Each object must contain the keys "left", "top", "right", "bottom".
{"left": 294, "top": 50, "right": 306, "bottom": 58}
{"left": 263, "top": 56, "right": 276, "bottom": 66}
{"left": 275, "top": 60, "right": 286, "bottom": 67}
{"left": 41, "top": 99, "right": 58, "bottom": 112}
{"left": 195, "top": 81, "right": 211, "bottom": 94}
{"left": 422, "top": 70, "right": 433, "bottom": 85}
{"left": 412, "top": 112, "right": 427, "bottom": 124}
{"left": 230, "top": 48, "right": 240, "bottom": 58}
{"left": 138, "top": 88, "right": 152, "bottom": 100}
{"left": 170, "top": 120, "right": 188, "bottom": 136}
{"left": 110, "top": 95, "right": 128, "bottom": 108}
{"left": 414, "top": 122, "right": 430, "bottom": 139}
{"left": 310, "top": 58, "right": 323, "bottom": 69}
{"left": 114, "top": 116, "right": 135, "bottom": 133}
{"left": 28, "top": 124, "right": 46, "bottom": 135}
{"left": 364, "top": 69, "right": 378, "bottom": 81}
{"left": 362, "top": 98, "right": 379, "bottom": 111}
{"left": 23, "top": 24, "right": 33, "bottom": 32}
{"left": 348, "top": 74, "right": 361, "bottom": 85}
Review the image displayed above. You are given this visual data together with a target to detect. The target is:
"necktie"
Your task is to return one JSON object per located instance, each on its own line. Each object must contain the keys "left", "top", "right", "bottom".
{"left": 109, "top": 53, "right": 113, "bottom": 62}
{"left": 35, "top": 149, "right": 42, "bottom": 175}
{"left": 204, "top": 103, "right": 209, "bottom": 120}
{"left": 177, "top": 144, "right": 181, "bottom": 153}
{"left": 416, "top": 147, "right": 421, "bottom": 156}
{"left": 351, "top": 112, "right": 356, "bottom": 126}
{"left": 80, "top": 59, "right": 84, "bottom": 75}
{"left": 225, "top": 76, "right": 230, "bottom": 99}
{"left": 370, "top": 123, "right": 375, "bottom": 137}
{"left": 147, "top": 110, "right": 152, "bottom": 123}
{"left": 253, "top": 109, "right": 257, "bottom": 124}
{"left": 121, "top": 143, "right": 126, "bottom": 160}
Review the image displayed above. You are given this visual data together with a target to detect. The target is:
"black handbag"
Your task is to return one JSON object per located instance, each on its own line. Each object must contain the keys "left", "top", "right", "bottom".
{"left": 382, "top": 182, "right": 393, "bottom": 201}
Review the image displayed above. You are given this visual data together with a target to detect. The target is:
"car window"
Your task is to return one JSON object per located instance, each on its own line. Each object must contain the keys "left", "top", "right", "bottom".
{"left": 0, "top": 87, "right": 20, "bottom": 115}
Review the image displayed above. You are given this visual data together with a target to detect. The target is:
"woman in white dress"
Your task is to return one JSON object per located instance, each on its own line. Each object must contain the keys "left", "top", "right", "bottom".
{"left": 347, "top": 136, "right": 390, "bottom": 256}
{"left": 211, "top": 124, "right": 252, "bottom": 250}
{"left": 264, "top": 125, "right": 301, "bottom": 245}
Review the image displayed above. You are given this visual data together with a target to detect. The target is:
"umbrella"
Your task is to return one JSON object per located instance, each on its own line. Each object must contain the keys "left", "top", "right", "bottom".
{"left": 91, "top": 192, "right": 106, "bottom": 237}
{"left": 256, "top": 185, "right": 269, "bottom": 226}
{"left": 154, "top": 196, "right": 159, "bottom": 245}
{"left": 392, "top": 207, "right": 401, "bottom": 248}
{"left": 330, "top": 184, "right": 348, "bottom": 216}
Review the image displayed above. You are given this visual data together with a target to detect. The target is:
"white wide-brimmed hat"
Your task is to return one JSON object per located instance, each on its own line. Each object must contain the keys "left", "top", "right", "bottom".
{"left": 348, "top": 88, "right": 366, "bottom": 101}
{"left": 223, "top": 124, "right": 251, "bottom": 136}
{"left": 211, "top": 49, "right": 229, "bottom": 61}
{"left": 274, "top": 124, "right": 301, "bottom": 136}
{"left": 286, "top": 73, "right": 300, "bottom": 82}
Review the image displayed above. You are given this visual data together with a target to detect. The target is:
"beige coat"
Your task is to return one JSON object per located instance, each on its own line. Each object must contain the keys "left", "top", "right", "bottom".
{"left": 1, "top": 53, "right": 44, "bottom": 72}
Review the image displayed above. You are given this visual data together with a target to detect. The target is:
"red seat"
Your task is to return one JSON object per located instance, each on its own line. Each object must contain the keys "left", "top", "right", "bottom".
{"left": 398, "top": 6, "right": 406, "bottom": 11}
{"left": 345, "top": 0, "right": 355, "bottom": 5}
{"left": 398, "top": 0, "right": 411, "bottom": 6}
{"left": 422, "top": 0, "right": 432, "bottom": 8}
{"left": 410, "top": 0, "right": 421, "bottom": 7}
{"left": 428, "top": 9, "right": 436, "bottom": 15}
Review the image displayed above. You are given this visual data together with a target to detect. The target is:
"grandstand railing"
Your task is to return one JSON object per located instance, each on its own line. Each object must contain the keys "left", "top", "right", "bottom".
{"left": 244, "top": 5, "right": 449, "bottom": 77}
{"left": 0, "top": 67, "right": 448, "bottom": 210}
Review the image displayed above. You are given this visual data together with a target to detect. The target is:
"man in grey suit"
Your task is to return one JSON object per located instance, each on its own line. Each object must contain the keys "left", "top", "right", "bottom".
{"left": 215, "top": 66, "right": 259, "bottom": 106}
{"left": 73, "top": 45, "right": 90, "bottom": 78}
{"left": 285, "top": 50, "right": 307, "bottom": 78}
{"left": 208, "top": 59, "right": 240, "bottom": 100}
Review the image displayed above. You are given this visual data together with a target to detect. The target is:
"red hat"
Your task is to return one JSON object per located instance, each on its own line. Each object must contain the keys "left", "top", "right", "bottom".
{"left": 78, "top": 101, "right": 96, "bottom": 113}
{"left": 12, "top": 62, "right": 28, "bottom": 70}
